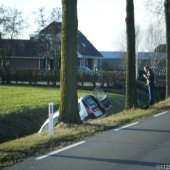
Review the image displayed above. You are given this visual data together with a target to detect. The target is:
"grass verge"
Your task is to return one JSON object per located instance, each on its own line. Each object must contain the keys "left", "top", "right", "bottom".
{"left": 0, "top": 85, "right": 124, "bottom": 143}
{"left": 0, "top": 97, "right": 170, "bottom": 169}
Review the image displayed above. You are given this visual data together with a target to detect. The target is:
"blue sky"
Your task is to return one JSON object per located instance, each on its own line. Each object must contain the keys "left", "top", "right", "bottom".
{"left": 1, "top": 0, "right": 152, "bottom": 51}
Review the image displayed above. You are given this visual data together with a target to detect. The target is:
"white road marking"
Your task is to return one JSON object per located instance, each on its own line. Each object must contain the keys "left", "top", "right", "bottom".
{"left": 36, "top": 141, "right": 86, "bottom": 160}
{"left": 114, "top": 122, "right": 139, "bottom": 131}
{"left": 153, "top": 111, "right": 168, "bottom": 118}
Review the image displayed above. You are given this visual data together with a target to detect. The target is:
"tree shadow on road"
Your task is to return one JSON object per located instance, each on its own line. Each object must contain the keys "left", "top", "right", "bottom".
{"left": 52, "top": 154, "right": 165, "bottom": 169}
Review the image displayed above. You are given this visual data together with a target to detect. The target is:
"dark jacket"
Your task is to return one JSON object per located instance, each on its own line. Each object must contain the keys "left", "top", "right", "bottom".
{"left": 147, "top": 69, "right": 154, "bottom": 86}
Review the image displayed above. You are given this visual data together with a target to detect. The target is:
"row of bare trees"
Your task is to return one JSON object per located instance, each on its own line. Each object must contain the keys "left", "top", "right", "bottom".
{"left": 118, "top": 0, "right": 166, "bottom": 71}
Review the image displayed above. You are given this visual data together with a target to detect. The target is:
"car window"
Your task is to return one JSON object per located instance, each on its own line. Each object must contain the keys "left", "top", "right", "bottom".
{"left": 84, "top": 97, "right": 96, "bottom": 106}
{"left": 93, "top": 87, "right": 106, "bottom": 101}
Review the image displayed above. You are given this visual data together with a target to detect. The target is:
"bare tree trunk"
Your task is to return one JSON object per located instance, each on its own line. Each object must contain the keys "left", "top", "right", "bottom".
{"left": 125, "top": 0, "right": 137, "bottom": 109}
{"left": 59, "top": 0, "right": 81, "bottom": 124}
{"left": 165, "top": 0, "right": 170, "bottom": 98}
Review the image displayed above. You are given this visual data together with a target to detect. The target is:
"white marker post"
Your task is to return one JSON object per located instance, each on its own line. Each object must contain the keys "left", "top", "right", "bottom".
{"left": 48, "top": 103, "right": 54, "bottom": 136}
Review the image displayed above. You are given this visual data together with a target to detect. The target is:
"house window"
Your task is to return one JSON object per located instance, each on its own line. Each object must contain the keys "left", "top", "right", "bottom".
{"left": 78, "top": 58, "right": 85, "bottom": 67}
{"left": 87, "top": 59, "right": 93, "bottom": 69}
{"left": 40, "top": 59, "right": 46, "bottom": 70}
{"left": 50, "top": 59, "right": 54, "bottom": 69}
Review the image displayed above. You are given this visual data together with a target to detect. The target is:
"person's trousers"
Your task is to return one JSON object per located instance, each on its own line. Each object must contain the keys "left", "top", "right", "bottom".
{"left": 148, "top": 85, "right": 154, "bottom": 106}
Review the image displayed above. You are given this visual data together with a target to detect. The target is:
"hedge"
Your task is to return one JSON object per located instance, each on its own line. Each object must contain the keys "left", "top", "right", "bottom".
{"left": 0, "top": 68, "right": 126, "bottom": 89}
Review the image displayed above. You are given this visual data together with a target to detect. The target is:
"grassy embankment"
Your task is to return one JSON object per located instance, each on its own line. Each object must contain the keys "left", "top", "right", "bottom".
{"left": 0, "top": 85, "right": 170, "bottom": 168}
{"left": 1, "top": 85, "right": 116, "bottom": 143}
{"left": 0, "top": 85, "right": 124, "bottom": 142}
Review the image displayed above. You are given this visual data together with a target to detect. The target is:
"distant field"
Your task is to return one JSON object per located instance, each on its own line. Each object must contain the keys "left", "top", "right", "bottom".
{"left": 0, "top": 85, "right": 124, "bottom": 115}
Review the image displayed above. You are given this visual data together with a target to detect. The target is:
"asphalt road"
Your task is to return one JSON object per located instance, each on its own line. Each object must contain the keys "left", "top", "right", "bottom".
{"left": 4, "top": 110, "right": 170, "bottom": 170}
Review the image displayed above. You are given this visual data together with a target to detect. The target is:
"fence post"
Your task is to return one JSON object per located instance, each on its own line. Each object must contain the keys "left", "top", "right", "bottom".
{"left": 48, "top": 103, "right": 54, "bottom": 136}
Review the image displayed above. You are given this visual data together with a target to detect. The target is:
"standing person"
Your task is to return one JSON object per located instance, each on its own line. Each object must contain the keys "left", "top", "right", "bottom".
{"left": 143, "top": 66, "right": 155, "bottom": 107}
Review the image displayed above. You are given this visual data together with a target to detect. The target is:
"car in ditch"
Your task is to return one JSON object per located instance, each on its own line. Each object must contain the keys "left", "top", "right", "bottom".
{"left": 78, "top": 87, "right": 113, "bottom": 120}
{"left": 38, "top": 87, "right": 113, "bottom": 133}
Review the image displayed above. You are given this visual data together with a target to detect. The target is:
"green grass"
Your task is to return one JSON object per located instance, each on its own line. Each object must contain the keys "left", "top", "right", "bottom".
{"left": 0, "top": 85, "right": 59, "bottom": 114}
{"left": 0, "top": 85, "right": 91, "bottom": 115}
{"left": 0, "top": 85, "right": 123, "bottom": 115}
